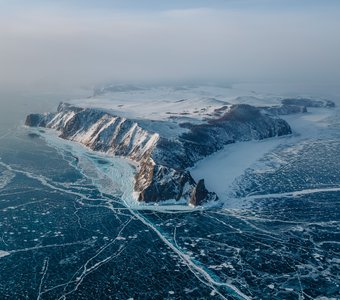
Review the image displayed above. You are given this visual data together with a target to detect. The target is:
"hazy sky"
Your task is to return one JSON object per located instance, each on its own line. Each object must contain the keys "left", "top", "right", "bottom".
{"left": 0, "top": 0, "right": 339, "bottom": 91}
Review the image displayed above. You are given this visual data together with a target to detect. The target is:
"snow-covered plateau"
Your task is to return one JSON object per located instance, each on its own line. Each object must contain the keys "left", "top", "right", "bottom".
{"left": 25, "top": 84, "right": 336, "bottom": 207}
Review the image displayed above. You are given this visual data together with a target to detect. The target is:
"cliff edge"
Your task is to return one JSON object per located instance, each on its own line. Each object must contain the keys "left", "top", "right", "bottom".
{"left": 26, "top": 101, "right": 292, "bottom": 206}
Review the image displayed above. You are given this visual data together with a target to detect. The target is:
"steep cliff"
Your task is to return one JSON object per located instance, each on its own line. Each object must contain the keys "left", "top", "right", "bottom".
{"left": 25, "top": 102, "right": 292, "bottom": 205}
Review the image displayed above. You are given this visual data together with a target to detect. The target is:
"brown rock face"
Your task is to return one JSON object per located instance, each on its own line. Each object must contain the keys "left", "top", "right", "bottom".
{"left": 190, "top": 179, "right": 212, "bottom": 206}
{"left": 135, "top": 159, "right": 196, "bottom": 203}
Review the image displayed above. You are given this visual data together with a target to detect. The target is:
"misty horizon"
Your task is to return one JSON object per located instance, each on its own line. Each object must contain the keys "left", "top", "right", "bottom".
{"left": 0, "top": 0, "right": 340, "bottom": 92}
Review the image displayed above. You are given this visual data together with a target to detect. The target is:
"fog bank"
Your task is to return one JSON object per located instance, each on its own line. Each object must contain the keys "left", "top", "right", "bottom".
{"left": 0, "top": 1, "right": 339, "bottom": 92}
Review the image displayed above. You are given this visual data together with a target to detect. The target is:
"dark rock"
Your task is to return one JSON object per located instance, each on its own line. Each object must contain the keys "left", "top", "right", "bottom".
{"left": 261, "top": 104, "right": 307, "bottom": 116}
{"left": 178, "top": 104, "right": 292, "bottom": 165}
{"left": 189, "top": 179, "right": 218, "bottom": 206}
{"left": 25, "top": 114, "right": 45, "bottom": 127}
{"left": 281, "top": 98, "right": 335, "bottom": 108}
{"left": 27, "top": 133, "right": 40, "bottom": 138}
{"left": 136, "top": 162, "right": 196, "bottom": 203}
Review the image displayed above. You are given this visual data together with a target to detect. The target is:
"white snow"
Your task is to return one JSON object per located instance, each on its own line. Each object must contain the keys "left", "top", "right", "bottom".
{"left": 64, "top": 84, "right": 284, "bottom": 142}
{"left": 191, "top": 97, "right": 340, "bottom": 203}
{"left": 69, "top": 84, "right": 279, "bottom": 124}
{"left": 31, "top": 83, "right": 340, "bottom": 208}
{"left": 190, "top": 137, "right": 286, "bottom": 199}
{"left": 281, "top": 107, "right": 336, "bottom": 138}
{"left": 70, "top": 86, "right": 226, "bottom": 122}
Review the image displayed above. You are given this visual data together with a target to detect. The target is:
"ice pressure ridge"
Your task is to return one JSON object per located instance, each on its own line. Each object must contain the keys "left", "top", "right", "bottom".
{"left": 25, "top": 99, "right": 293, "bottom": 206}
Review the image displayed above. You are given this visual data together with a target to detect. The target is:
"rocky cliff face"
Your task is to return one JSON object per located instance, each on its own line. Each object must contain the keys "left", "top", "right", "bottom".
{"left": 25, "top": 102, "right": 292, "bottom": 205}
{"left": 189, "top": 179, "right": 212, "bottom": 206}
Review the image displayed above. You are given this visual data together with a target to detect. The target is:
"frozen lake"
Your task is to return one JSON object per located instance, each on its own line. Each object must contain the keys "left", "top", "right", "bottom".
{"left": 0, "top": 86, "right": 339, "bottom": 299}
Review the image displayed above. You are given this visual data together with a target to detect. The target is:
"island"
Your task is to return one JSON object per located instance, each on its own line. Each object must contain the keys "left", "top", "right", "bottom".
{"left": 25, "top": 85, "right": 335, "bottom": 206}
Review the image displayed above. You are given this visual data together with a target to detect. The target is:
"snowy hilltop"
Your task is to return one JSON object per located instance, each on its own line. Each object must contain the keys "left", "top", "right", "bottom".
{"left": 25, "top": 84, "right": 334, "bottom": 206}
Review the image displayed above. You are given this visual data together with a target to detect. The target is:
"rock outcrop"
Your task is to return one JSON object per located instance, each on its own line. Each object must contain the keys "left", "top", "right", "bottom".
{"left": 281, "top": 98, "right": 335, "bottom": 108}
{"left": 25, "top": 102, "right": 292, "bottom": 205}
{"left": 259, "top": 98, "right": 335, "bottom": 117}
{"left": 189, "top": 179, "right": 211, "bottom": 206}
{"left": 261, "top": 104, "right": 307, "bottom": 116}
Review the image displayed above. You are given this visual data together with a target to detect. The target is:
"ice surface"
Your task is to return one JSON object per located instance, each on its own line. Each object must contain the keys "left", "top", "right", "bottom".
{"left": 0, "top": 250, "right": 10, "bottom": 258}
{"left": 41, "top": 129, "right": 136, "bottom": 204}
{"left": 38, "top": 128, "right": 196, "bottom": 212}
{"left": 0, "top": 170, "right": 15, "bottom": 189}
{"left": 1, "top": 84, "right": 339, "bottom": 299}
{"left": 191, "top": 97, "right": 340, "bottom": 205}
{"left": 190, "top": 137, "right": 285, "bottom": 199}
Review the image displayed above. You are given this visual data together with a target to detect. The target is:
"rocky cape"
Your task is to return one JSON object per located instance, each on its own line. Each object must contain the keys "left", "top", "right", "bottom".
{"left": 25, "top": 102, "right": 292, "bottom": 206}
{"left": 259, "top": 97, "right": 335, "bottom": 116}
